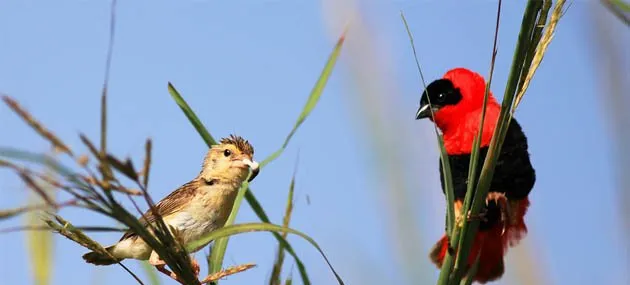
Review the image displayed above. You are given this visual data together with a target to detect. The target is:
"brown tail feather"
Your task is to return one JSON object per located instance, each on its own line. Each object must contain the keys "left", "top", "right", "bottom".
{"left": 82, "top": 246, "right": 121, "bottom": 265}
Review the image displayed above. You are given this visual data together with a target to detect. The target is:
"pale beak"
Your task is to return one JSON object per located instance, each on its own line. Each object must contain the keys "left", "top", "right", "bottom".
{"left": 242, "top": 158, "right": 260, "bottom": 182}
{"left": 415, "top": 104, "right": 437, "bottom": 120}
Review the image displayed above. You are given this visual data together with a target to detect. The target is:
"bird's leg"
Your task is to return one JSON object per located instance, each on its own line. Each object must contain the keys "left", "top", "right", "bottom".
{"left": 486, "top": 192, "right": 512, "bottom": 234}
{"left": 454, "top": 200, "right": 488, "bottom": 228}
{"left": 149, "top": 251, "right": 184, "bottom": 284}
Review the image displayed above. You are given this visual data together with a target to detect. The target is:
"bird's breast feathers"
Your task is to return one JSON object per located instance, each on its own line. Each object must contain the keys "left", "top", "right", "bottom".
{"left": 161, "top": 186, "right": 238, "bottom": 250}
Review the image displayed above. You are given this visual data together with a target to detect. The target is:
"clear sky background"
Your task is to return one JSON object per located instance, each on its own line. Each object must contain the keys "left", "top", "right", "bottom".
{"left": 1, "top": 1, "right": 629, "bottom": 285}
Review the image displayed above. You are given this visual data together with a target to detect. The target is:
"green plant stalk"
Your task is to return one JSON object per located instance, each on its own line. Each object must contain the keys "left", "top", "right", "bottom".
{"left": 450, "top": 1, "right": 545, "bottom": 282}
{"left": 459, "top": 254, "right": 480, "bottom": 285}
{"left": 401, "top": 13, "right": 456, "bottom": 239}
{"left": 270, "top": 169, "right": 296, "bottom": 285}
{"left": 451, "top": 0, "right": 502, "bottom": 281}
{"left": 401, "top": 11, "right": 459, "bottom": 285}
{"left": 140, "top": 261, "right": 161, "bottom": 285}
{"left": 517, "top": 0, "right": 549, "bottom": 96}
{"left": 208, "top": 180, "right": 249, "bottom": 279}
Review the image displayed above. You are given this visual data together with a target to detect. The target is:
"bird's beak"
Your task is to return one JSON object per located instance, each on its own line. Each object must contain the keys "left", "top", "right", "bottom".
{"left": 242, "top": 158, "right": 260, "bottom": 182}
{"left": 415, "top": 104, "right": 437, "bottom": 120}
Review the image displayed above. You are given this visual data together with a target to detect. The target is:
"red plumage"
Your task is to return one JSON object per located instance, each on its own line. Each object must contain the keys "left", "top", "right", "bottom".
{"left": 417, "top": 68, "right": 536, "bottom": 283}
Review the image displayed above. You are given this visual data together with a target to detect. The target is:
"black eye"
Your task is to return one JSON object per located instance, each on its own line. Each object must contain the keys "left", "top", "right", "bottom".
{"left": 223, "top": 149, "right": 232, "bottom": 157}
{"left": 436, "top": 93, "right": 446, "bottom": 103}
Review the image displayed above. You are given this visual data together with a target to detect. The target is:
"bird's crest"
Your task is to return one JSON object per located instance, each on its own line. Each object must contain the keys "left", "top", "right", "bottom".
{"left": 219, "top": 134, "right": 254, "bottom": 156}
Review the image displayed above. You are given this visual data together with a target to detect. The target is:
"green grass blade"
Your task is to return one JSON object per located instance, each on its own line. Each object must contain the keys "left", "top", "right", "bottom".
{"left": 188, "top": 223, "right": 344, "bottom": 285}
{"left": 140, "top": 261, "right": 161, "bottom": 285}
{"left": 0, "top": 148, "right": 77, "bottom": 178}
{"left": 451, "top": 1, "right": 502, "bottom": 280}
{"left": 270, "top": 165, "right": 297, "bottom": 285}
{"left": 401, "top": 11, "right": 459, "bottom": 285}
{"left": 260, "top": 32, "right": 346, "bottom": 168}
{"left": 245, "top": 191, "right": 311, "bottom": 281}
{"left": 167, "top": 82, "right": 217, "bottom": 147}
{"left": 401, "top": 12, "right": 456, "bottom": 238}
{"left": 603, "top": 0, "right": 630, "bottom": 26}
{"left": 208, "top": 181, "right": 249, "bottom": 279}
{"left": 209, "top": 31, "right": 346, "bottom": 283}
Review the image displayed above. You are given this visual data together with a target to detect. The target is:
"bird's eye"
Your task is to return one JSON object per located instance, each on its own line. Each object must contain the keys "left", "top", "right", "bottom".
{"left": 436, "top": 93, "right": 446, "bottom": 103}
{"left": 223, "top": 149, "right": 232, "bottom": 157}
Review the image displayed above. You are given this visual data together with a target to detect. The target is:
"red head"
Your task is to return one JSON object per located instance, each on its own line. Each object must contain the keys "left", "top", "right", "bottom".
{"left": 415, "top": 68, "right": 500, "bottom": 133}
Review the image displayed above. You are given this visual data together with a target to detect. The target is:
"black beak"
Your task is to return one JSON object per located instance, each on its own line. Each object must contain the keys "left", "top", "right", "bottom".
{"left": 415, "top": 104, "right": 433, "bottom": 120}
{"left": 248, "top": 167, "right": 259, "bottom": 182}
{"left": 241, "top": 158, "right": 260, "bottom": 182}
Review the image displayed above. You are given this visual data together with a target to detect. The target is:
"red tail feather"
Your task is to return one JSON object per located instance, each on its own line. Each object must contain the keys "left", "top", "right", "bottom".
{"left": 429, "top": 199, "right": 530, "bottom": 283}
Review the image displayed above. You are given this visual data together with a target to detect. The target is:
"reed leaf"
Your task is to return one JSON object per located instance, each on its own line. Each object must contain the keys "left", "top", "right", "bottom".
{"left": 187, "top": 223, "right": 344, "bottom": 285}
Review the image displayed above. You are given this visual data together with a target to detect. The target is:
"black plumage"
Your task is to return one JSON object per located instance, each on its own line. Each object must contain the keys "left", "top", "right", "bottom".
{"left": 438, "top": 119, "right": 536, "bottom": 229}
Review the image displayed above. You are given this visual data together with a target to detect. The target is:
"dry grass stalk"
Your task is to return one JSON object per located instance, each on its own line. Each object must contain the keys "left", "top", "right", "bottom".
{"left": 1, "top": 95, "right": 73, "bottom": 155}
{"left": 200, "top": 263, "right": 256, "bottom": 284}
{"left": 513, "top": 0, "right": 567, "bottom": 111}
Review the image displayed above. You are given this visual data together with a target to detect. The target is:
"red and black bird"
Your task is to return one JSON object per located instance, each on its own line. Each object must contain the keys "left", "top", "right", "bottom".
{"left": 415, "top": 68, "right": 536, "bottom": 283}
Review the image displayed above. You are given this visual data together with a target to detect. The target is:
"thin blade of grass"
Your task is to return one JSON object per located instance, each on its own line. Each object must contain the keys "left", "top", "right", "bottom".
{"left": 260, "top": 31, "right": 346, "bottom": 168}
{"left": 143, "top": 139, "right": 152, "bottom": 189}
{"left": 270, "top": 163, "right": 297, "bottom": 285}
{"left": 0, "top": 148, "right": 76, "bottom": 179}
{"left": 401, "top": 12, "right": 456, "bottom": 239}
{"left": 209, "top": 31, "right": 346, "bottom": 284}
{"left": 0, "top": 225, "right": 126, "bottom": 234}
{"left": 140, "top": 261, "right": 161, "bottom": 285}
{"left": 401, "top": 11, "right": 459, "bottom": 284}
{"left": 451, "top": 1, "right": 502, "bottom": 280}
{"left": 167, "top": 82, "right": 217, "bottom": 147}
{"left": 208, "top": 180, "right": 250, "bottom": 280}
{"left": 602, "top": 0, "right": 630, "bottom": 25}
{"left": 97, "top": 0, "right": 118, "bottom": 185}
{"left": 187, "top": 223, "right": 344, "bottom": 285}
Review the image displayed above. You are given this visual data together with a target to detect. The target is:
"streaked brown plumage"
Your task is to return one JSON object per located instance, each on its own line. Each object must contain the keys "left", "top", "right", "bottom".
{"left": 82, "top": 135, "right": 260, "bottom": 276}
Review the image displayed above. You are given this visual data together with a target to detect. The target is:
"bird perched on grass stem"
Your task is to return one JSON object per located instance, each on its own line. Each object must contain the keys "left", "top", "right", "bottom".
{"left": 415, "top": 68, "right": 535, "bottom": 283}
{"left": 82, "top": 135, "right": 260, "bottom": 282}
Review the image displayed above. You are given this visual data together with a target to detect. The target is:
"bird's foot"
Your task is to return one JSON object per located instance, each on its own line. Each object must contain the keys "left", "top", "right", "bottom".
{"left": 149, "top": 251, "right": 184, "bottom": 284}
{"left": 486, "top": 192, "right": 512, "bottom": 235}
{"left": 191, "top": 256, "right": 200, "bottom": 277}
{"left": 455, "top": 209, "right": 488, "bottom": 228}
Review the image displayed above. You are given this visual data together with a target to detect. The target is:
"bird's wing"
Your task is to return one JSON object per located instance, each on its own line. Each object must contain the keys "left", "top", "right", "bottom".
{"left": 119, "top": 179, "right": 200, "bottom": 241}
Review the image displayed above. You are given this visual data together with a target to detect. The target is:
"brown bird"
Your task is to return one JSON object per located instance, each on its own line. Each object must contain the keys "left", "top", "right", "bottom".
{"left": 82, "top": 135, "right": 260, "bottom": 281}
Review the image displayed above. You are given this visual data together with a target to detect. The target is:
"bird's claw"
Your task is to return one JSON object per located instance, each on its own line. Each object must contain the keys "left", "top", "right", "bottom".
{"left": 455, "top": 209, "right": 488, "bottom": 228}
{"left": 486, "top": 192, "right": 512, "bottom": 235}
{"left": 191, "top": 257, "right": 200, "bottom": 277}
{"left": 150, "top": 251, "right": 202, "bottom": 284}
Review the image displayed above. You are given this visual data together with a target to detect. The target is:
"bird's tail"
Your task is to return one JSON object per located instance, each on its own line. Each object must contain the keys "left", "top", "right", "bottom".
{"left": 82, "top": 245, "right": 121, "bottom": 266}
{"left": 429, "top": 228, "right": 504, "bottom": 283}
{"left": 429, "top": 198, "right": 530, "bottom": 283}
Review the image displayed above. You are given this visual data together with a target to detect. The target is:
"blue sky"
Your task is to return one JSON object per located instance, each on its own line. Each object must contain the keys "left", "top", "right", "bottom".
{"left": 1, "top": 1, "right": 629, "bottom": 285}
